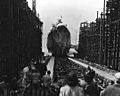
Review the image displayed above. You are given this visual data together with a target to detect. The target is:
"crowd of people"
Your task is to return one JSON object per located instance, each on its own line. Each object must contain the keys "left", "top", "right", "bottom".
{"left": 53, "top": 57, "right": 120, "bottom": 96}
{"left": 58, "top": 71, "right": 120, "bottom": 96}
{"left": 1, "top": 57, "right": 120, "bottom": 96}
{"left": 7, "top": 57, "right": 52, "bottom": 96}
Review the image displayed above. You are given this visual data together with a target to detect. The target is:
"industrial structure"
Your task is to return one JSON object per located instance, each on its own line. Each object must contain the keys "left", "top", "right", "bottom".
{"left": 104, "top": 0, "right": 120, "bottom": 70}
{"left": 78, "top": 20, "right": 102, "bottom": 63}
{"left": 0, "top": 0, "right": 43, "bottom": 80}
{"left": 78, "top": 0, "right": 120, "bottom": 71}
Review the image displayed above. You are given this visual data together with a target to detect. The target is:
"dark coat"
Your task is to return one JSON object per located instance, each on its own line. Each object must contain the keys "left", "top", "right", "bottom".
{"left": 100, "top": 84, "right": 120, "bottom": 96}
{"left": 84, "top": 82, "right": 100, "bottom": 96}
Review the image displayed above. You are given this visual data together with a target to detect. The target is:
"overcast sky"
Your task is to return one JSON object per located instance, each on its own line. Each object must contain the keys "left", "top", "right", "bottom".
{"left": 27, "top": 0, "right": 104, "bottom": 52}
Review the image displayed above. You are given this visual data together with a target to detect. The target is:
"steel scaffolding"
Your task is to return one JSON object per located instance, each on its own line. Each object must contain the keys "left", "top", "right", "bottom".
{"left": 0, "top": 0, "right": 43, "bottom": 79}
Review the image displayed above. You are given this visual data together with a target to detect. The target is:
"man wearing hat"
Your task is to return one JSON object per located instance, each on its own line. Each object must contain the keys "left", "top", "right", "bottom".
{"left": 100, "top": 72, "right": 120, "bottom": 96}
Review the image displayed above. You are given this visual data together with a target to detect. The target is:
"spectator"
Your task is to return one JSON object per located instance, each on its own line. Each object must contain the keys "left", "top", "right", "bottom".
{"left": 31, "top": 70, "right": 40, "bottom": 85}
{"left": 59, "top": 72, "right": 84, "bottom": 96}
{"left": 84, "top": 70, "right": 100, "bottom": 96}
{"left": 24, "top": 70, "right": 41, "bottom": 96}
{"left": 42, "top": 70, "right": 52, "bottom": 87}
{"left": 100, "top": 72, "right": 120, "bottom": 96}
{"left": 35, "top": 62, "right": 47, "bottom": 79}
{"left": 41, "top": 70, "right": 52, "bottom": 96}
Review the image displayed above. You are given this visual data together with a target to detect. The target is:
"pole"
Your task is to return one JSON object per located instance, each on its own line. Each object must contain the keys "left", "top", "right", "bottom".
{"left": 103, "top": 0, "right": 106, "bottom": 14}
{"left": 97, "top": 11, "right": 99, "bottom": 19}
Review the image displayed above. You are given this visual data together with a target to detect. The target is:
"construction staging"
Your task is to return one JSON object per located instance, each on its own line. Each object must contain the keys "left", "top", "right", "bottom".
{"left": 0, "top": 0, "right": 43, "bottom": 80}
{"left": 78, "top": 0, "right": 120, "bottom": 71}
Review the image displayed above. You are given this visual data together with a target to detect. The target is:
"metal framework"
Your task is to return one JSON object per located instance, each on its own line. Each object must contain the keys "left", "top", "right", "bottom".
{"left": 104, "top": 0, "right": 120, "bottom": 70}
{"left": 78, "top": 21, "right": 101, "bottom": 63}
{"left": 0, "top": 0, "right": 43, "bottom": 79}
{"left": 78, "top": 0, "right": 120, "bottom": 71}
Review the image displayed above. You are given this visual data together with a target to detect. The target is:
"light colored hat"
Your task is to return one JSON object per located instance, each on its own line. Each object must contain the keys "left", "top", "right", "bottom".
{"left": 115, "top": 72, "right": 120, "bottom": 82}
{"left": 23, "top": 66, "right": 29, "bottom": 73}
